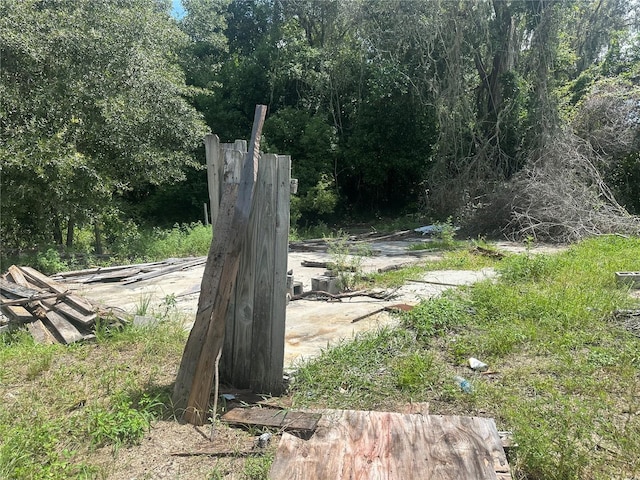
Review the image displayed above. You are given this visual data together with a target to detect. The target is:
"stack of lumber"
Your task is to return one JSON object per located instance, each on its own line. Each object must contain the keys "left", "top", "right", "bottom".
{"left": 0, "top": 265, "right": 114, "bottom": 344}
{"left": 51, "top": 257, "right": 206, "bottom": 285}
{"left": 289, "top": 230, "right": 417, "bottom": 253}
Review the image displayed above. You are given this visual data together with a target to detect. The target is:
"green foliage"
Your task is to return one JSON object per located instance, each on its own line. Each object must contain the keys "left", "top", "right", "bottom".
{"left": 393, "top": 352, "right": 439, "bottom": 392}
{"left": 292, "top": 327, "right": 415, "bottom": 409}
{"left": 242, "top": 453, "right": 273, "bottom": 480}
{"left": 498, "top": 252, "right": 556, "bottom": 283}
{"left": 292, "top": 236, "right": 640, "bottom": 478}
{"left": 401, "top": 295, "right": 469, "bottom": 340}
{"left": 0, "top": 0, "right": 207, "bottom": 250}
{"left": 326, "top": 233, "right": 370, "bottom": 291}
{"left": 0, "top": 420, "right": 96, "bottom": 480}
{"left": 86, "top": 391, "right": 162, "bottom": 447}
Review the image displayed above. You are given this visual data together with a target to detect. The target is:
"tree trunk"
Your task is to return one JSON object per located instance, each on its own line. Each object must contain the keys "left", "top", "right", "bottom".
{"left": 53, "top": 218, "right": 63, "bottom": 245}
{"left": 94, "top": 221, "right": 103, "bottom": 255}
{"left": 66, "top": 219, "right": 74, "bottom": 249}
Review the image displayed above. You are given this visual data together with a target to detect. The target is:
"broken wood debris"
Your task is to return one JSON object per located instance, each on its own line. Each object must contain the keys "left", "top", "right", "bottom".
{"left": 221, "top": 407, "right": 321, "bottom": 435}
{"left": 51, "top": 257, "right": 206, "bottom": 285}
{"left": 350, "top": 303, "right": 415, "bottom": 323}
{"left": 0, "top": 265, "right": 121, "bottom": 344}
{"left": 289, "top": 230, "right": 418, "bottom": 253}
{"left": 300, "top": 260, "right": 356, "bottom": 271}
{"left": 290, "top": 289, "right": 397, "bottom": 302}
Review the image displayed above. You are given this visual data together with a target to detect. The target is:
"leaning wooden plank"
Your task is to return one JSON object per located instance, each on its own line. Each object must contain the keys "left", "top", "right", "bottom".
{"left": 7, "top": 265, "right": 33, "bottom": 287}
{"left": 18, "top": 266, "right": 95, "bottom": 314}
{"left": 44, "top": 311, "right": 84, "bottom": 344}
{"left": 269, "top": 411, "right": 509, "bottom": 480}
{"left": 26, "top": 319, "right": 58, "bottom": 344}
{"left": 221, "top": 407, "right": 321, "bottom": 433}
{"left": 172, "top": 105, "right": 267, "bottom": 425}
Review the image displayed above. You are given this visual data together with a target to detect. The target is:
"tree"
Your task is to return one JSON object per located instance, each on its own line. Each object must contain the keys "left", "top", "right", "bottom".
{"left": 0, "top": 0, "right": 207, "bottom": 249}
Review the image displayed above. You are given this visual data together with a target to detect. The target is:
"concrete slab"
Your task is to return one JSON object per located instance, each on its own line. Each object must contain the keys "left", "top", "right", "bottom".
{"left": 71, "top": 240, "right": 543, "bottom": 368}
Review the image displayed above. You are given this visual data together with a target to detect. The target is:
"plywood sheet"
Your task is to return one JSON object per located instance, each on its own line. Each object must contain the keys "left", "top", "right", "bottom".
{"left": 270, "top": 410, "right": 510, "bottom": 480}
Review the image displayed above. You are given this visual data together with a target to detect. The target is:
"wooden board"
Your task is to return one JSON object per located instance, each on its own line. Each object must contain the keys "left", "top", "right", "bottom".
{"left": 0, "top": 277, "right": 43, "bottom": 299}
{"left": 44, "top": 311, "right": 84, "bottom": 344}
{"left": 221, "top": 407, "right": 321, "bottom": 433}
{"left": 26, "top": 320, "right": 58, "bottom": 344}
{"left": 2, "top": 304, "right": 35, "bottom": 323}
{"left": 269, "top": 411, "right": 510, "bottom": 480}
{"left": 18, "top": 266, "right": 94, "bottom": 314}
{"left": 41, "top": 299, "right": 96, "bottom": 326}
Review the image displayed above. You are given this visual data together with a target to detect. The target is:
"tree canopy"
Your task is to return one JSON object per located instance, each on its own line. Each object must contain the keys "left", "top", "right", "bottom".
{"left": 2, "top": 0, "right": 639, "bottom": 249}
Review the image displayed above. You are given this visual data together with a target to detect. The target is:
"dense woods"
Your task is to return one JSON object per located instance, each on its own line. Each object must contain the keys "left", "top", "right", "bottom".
{"left": 1, "top": 0, "right": 640, "bottom": 252}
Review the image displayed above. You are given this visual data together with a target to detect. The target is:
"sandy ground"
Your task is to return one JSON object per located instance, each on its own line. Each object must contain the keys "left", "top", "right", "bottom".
{"left": 73, "top": 240, "right": 563, "bottom": 368}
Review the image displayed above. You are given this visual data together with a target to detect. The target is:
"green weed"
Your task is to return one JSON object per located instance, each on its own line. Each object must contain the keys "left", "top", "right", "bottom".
{"left": 242, "top": 453, "right": 274, "bottom": 480}
{"left": 86, "top": 391, "right": 162, "bottom": 447}
{"left": 291, "top": 236, "right": 640, "bottom": 479}
{"left": 401, "top": 294, "right": 470, "bottom": 340}
{"left": 326, "top": 233, "right": 371, "bottom": 291}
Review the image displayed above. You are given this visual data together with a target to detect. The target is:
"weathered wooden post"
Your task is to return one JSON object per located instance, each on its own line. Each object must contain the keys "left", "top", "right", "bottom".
{"left": 220, "top": 153, "right": 290, "bottom": 394}
{"left": 172, "top": 105, "right": 267, "bottom": 425}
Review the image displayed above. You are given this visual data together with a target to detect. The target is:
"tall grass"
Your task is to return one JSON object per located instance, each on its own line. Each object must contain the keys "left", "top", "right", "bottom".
{"left": 1, "top": 222, "right": 213, "bottom": 274}
{"left": 291, "top": 235, "right": 640, "bottom": 479}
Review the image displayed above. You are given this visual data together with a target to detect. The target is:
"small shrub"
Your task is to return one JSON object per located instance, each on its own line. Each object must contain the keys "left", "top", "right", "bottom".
{"left": 327, "top": 233, "right": 370, "bottom": 291}
{"left": 86, "top": 391, "right": 161, "bottom": 447}
{"left": 498, "top": 252, "right": 556, "bottom": 283}
{"left": 402, "top": 295, "right": 469, "bottom": 340}
{"left": 394, "top": 352, "right": 439, "bottom": 392}
{"left": 35, "top": 248, "right": 69, "bottom": 275}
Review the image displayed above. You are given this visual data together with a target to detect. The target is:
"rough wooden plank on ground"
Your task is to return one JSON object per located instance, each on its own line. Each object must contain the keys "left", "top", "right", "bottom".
{"left": 41, "top": 299, "right": 97, "bottom": 326}
{"left": 2, "top": 304, "right": 35, "bottom": 323}
{"left": 269, "top": 410, "right": 510, "bottom": 480}
{"left": 44, "top": 311, "right": 85, "bottom": 344}
{"left": 18, "top": 266, "right": 95, "bottom": 314}
{"left": 26, "top": 319, "right": 58, "bottom": 344}
{"left": 221, "top": 407, "right": 321, "bottom": 433}
{"left": 0, "top": 277, "right": 44, "bottom": 299}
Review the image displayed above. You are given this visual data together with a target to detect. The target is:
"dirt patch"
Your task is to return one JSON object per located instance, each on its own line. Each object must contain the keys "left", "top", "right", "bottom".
{"left": 91, "top": 420, "right": 275, "bottom": 479}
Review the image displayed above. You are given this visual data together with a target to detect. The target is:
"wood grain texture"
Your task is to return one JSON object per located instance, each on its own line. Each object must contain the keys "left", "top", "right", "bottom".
{"left": 249, "top": 153, "right": 277, "bottom": 393}
{"left": 220, "top": 153, "right": 289, "bottom": 395}
{"left": 2, "top": 304, "right": 35, "bottom": 323}
{"left": 26, "top": 320, "right": 58, "bottom": 344}
{"left": 44, "top": 311, "right": 84, "bottom": 344}
{"left": 18, "top": 266, "right": 95, "bottom": 314}
{"left": 222, "top": 148, "right": 254, "bottom": 386}
{"left": 264, "top": 154, "right": 290, "bottom": 393}
{"left": 221, "top": 407, "right": 320, "bottom": 433}
{"left": 173, "top": 105, "right": 267, "bottom": 425}
{"left": 270, "top": 411, "right": 510, "bottom": 480}
{"left": 205, "top": 134, "right": 222, "bottom": 227}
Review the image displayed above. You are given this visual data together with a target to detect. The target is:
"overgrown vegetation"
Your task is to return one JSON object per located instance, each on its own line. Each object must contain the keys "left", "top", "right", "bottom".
{"left": 291, "top": 236, "right": 640, "bottom": 479}
{"left": 3, "top": 1, "right": 639, "bottom": 252}
{"left": 0, "top": 222, "right": 213, "bottom": 274}
{"left": 0, "top": 321, "right": 186, "bottom": 478}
